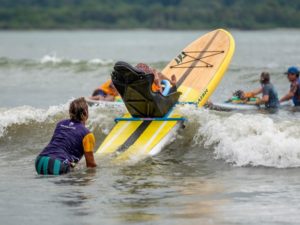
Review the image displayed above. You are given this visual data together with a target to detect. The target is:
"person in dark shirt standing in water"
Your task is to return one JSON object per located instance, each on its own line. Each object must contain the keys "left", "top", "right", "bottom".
{"left": 239, "top": 72, "right": 279, "bottom": 109}
{"left": 280, "top": 66, "right": 300, "bottom": 106}
{"left": 35, "top": 97, "right": 97, "bottom": 175}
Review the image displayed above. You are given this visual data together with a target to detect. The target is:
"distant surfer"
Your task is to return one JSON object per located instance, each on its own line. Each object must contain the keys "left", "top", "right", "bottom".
{"left": 135, "top": 63, "right": 177, "bottom": 94}
{"left": 89, "top": 79, "right": 119, "bottom": 101}
{"left": 279, "top": 66, "right": 300, "bottom": 106}
{"left": 235, "top": 72, "right": 279, "bottom": 109}
{"left": 35, "top": 97, "right": 97, "bottom": 175}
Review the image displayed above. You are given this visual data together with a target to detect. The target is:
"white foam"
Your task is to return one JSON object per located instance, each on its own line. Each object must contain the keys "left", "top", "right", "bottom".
{"left": 87, "top": 104, "right": 126, "bottom": 135}
{"left": 0, "top": 104, "right": 68, "bottom": 138}
{"left": 0, "top": 98, "right": 126, "bottom": 138}
{"left": 180, "top": 106, "right": 300, "bottom": 168}
{"left": 40, "top": 54, "right": 113, "bottom": 66}
{"left": 40, "top": 53, "right": 63, "bottom": 64}
{"left": 88, "top": 58, "right": 113, "bottom": 65}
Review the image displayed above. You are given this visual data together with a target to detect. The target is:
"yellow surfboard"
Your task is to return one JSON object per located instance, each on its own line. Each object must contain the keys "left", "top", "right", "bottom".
{"left": 95, "top": 29, "right": 235, "bottom": 162}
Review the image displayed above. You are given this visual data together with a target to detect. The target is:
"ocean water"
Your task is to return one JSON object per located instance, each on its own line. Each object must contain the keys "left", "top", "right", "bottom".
{"left": 1, "top": 30, "right": 300, "bottom": 225}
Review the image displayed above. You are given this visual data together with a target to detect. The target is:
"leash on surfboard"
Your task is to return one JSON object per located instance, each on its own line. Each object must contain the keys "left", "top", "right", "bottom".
{"left": 170, "top": 50, "right": 224, "bottom": 69}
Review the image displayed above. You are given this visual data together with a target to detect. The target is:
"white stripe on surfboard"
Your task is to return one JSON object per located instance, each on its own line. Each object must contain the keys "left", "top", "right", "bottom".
{"left": 140, "top": 112, "right": 176, "bottom": 155}
{"left": 180, "top": 87, "right": 192, "bottom": 102}
{"left": 96, "top": 121, "right": 131, "bottom": 154}
{"left": 148, "top": 123, "right": 181, "bottom": 156}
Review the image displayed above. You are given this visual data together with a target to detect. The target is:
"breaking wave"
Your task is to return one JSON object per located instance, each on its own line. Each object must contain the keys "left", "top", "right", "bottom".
{"left": 180, "top": 106, "right": 300, "bottom": 168}
{"left": 0, "top": 55, "right": 114, "bottom": 70}
{"left": 1, "top": 102, "right": 300, "bottom": 168}
{"left": 0, "top": 101, "right": 125, "bottom": 140}
{"left": 0, "top": 104, "right": 68, "bottom": 138}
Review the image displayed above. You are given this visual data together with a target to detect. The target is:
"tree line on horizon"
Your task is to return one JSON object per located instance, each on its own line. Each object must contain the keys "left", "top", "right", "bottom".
{"left": 0, "top": 0, "right": 300, "bottom": 30}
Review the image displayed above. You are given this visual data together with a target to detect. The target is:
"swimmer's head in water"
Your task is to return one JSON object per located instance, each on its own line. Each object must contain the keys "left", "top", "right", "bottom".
{"left": 69, "top": 97, "right": 89, "bottom": 122}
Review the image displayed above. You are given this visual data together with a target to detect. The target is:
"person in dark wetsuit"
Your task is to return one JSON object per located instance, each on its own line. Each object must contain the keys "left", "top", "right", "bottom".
{"left": 35, "top": 97, "right": 97, "bottom": 175}
{"left": 280, "top": 66, "right": 300, "bottom": 106}
{"left": 240, "top": 72, "right": 279, "bottom": 109}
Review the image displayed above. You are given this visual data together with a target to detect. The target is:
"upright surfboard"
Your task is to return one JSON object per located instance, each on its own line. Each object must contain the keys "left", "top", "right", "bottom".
{"left": 95, "top": 29, "right": 235, "bottom": 162}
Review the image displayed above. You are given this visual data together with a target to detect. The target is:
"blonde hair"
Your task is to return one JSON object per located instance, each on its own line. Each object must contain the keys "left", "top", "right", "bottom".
{"left": 69, "top": 97, "right": 88, "bottom": 122}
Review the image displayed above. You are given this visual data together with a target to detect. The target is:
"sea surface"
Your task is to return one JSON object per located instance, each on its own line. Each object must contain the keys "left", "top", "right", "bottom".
{"left": 1, "top": 29, "right": 300, "bottom": 225}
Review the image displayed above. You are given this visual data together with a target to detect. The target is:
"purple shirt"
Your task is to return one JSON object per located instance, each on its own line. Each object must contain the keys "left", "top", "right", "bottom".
{"left": 39, "top": 119, "right": 91, "bottom": 164}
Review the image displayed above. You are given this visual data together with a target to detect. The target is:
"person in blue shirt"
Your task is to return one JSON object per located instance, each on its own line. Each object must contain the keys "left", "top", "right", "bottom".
{"left": 35, "top": 97, "right": 97, "bottom": 175}
{"left": 241, "top": 72, "right": 279, "bottom": 109}
{"left": 280, "top": 66, "right": 300, "bottom": 106}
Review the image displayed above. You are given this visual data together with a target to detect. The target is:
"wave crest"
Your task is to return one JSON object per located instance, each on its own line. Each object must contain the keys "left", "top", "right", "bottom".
{"left": 181, "top": 107, "right": 300, "bottom": 168}
{"left": 0, "top": 102, "right": 126, "bottom": 140}
{"left": 2, "top": 103, "right": 300, "bottom": 168}
{"left": 0, "top": 56, "right": 114, "bottom": 70}
{"left": 0, "top": 104, "right": 68, "bottom": 138}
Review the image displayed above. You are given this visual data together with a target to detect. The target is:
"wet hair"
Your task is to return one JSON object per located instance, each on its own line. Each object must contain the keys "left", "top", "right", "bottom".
{"left": 233, "top": 90, "right": 244, "bottom": 99}
{"left": 69, "top": 97, "right": 88, "bottom": 122}
{"left": 260, "top": 72, "right": 270, "bottom": 84}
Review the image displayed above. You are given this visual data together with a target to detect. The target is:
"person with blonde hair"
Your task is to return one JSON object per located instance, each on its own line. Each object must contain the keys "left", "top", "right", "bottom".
{"left": 35, "top": 97, "right": 97, "bottom": 175}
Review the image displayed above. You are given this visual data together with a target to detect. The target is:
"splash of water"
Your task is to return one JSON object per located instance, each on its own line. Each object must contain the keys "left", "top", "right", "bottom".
{"left": 0, "top": 101, "right": 126, "bottom": 139}
{"left": 0, "top": 104, "right": 68, "bottom": 138}
{"left": 2, "top": 102, "right": 300, "bottom": 168}
{"left": 179, "top": 106, "right": 300, "bottom": 168}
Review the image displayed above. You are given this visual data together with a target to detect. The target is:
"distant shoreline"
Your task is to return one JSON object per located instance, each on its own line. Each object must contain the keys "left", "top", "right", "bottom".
{"left": 1, "top": 0, "right": 300, "bottom": 31}
{"left": 0, "top": 27, "right": 299, "bottom": 32}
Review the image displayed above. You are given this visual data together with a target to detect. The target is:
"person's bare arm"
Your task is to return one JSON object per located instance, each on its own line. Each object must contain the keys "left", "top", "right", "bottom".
{"left": 104, "top": 95, "right": 115, "bottom": 101}
{"left": 154, "top": 78, "right": 163, "bottom": 92}
{"left": 280, "top": 92, "right": 293, "bottom": 103}
{"left": 280, "top": 83, "right": 297, "bottom": 103}
{"left": 243, "top": 87, "right": 262, "bottom": 99}
{"left": 256, "top": 95, "right": 269, "bottom": 105}
{"left": 84, "top": 152, "right": 97, "bottom": 167}
{"left": 157, "top": 72, "right": 177, "bottom": 86}
{"left": 152, "top": 70, "right": 163, "bottom": 92}
{"left": 251, "top": 87, "right": 263, "bottom": 96}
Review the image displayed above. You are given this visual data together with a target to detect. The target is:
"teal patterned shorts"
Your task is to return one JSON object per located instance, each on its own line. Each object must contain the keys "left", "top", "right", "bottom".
{"left": 35, "top": 156, "right": 70, "bottom": 175}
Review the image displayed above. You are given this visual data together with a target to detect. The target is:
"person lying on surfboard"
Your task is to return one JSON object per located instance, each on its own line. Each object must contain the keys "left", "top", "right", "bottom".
{"left": 135, "top": 63, "right": 177, "bottom": 94}
{"left": 89, "top": 79, "right": 119, "bottom": 101}
{"left": 35, "top": 97, "right": 97, "bottom": 175}
{"left": 233, "top": 72, "right": 279, "bottom": 109}
{"left": 279, "top": 66, "right": 300, "bottom": 106}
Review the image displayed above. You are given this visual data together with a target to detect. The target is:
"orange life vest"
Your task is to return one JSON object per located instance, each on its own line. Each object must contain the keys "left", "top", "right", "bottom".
{"left": 152, "top": 82, "right": 161, "bottom": 92}
{"left": 99, "top": 80, "right": 118, "bottom": 96}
